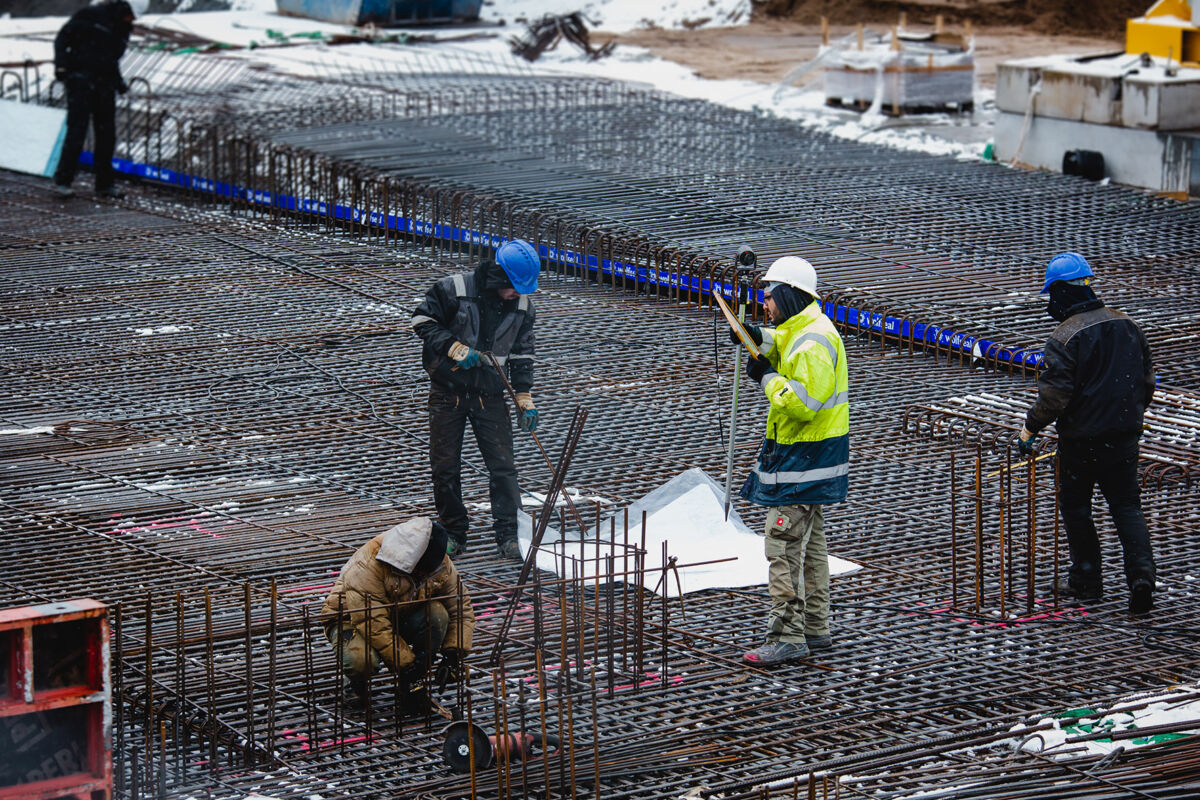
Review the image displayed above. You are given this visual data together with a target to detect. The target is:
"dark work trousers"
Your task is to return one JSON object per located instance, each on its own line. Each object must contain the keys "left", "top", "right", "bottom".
{"left": 428, "top": 384, "right": 520, "bottom": 549}
{"left": 53, "top": 77, "right": 116, "bottom": 191}
{"left": 1058, "top": 435, "right": 1155, "bottom": 590}
{"left": 325, "top": 602, "right": 448, "bottom": 691}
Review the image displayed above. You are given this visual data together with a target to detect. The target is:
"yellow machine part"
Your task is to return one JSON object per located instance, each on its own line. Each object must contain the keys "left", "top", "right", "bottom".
{"left": 1126, "top": 0, "right": 1200, "bottom": 64}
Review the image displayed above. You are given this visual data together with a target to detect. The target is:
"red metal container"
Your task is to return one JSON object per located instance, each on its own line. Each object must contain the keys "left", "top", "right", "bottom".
{"left": 0, "top": 599, "right": 111, "bottom": 800}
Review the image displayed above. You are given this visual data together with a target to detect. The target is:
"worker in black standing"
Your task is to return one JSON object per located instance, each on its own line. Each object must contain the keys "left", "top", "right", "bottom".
{"left": 52, "top": 0, "right": 135, "bottom": 199}
{"left": 411, "top": 240, "right": 541, "bottom": 561}
{"left": 1018, "top": 252, "right": 1157, "bottom": 615}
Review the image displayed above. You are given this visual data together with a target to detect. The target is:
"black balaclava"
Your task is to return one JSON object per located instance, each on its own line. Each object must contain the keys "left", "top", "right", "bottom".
{"left": 483, "top": 259, "right": 514, "bottom": 292}
{"left": 414, "top": 521, "right": 449, "bottom": 576}
{"left": 768, "top": 283, "right": 814, "bottom": 324}
{"left": 1047, "top": 281, "right": 1102, "bottom": 323}
{"left": 108, "top": 1, "right": 135, "bottom": 36}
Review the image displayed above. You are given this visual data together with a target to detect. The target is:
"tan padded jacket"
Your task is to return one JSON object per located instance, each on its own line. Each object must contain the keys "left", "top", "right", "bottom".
{"left": 319, "top": 533, "right": 475, "bottom": 671}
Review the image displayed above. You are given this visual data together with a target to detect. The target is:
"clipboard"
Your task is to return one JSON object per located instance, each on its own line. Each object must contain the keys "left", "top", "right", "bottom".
{"left": 713, "top": 291, "right": 764, "bottom": 359}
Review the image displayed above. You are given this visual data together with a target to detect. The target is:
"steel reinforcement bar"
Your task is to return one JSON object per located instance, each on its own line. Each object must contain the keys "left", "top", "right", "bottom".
{"left": 12, "top": 51, "right": 1199, "bottom": 388}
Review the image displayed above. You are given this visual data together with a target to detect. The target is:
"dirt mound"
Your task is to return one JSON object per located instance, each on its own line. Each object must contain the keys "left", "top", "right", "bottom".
{"left": 757, "top": 0, "right": 1149, "bottom": 37}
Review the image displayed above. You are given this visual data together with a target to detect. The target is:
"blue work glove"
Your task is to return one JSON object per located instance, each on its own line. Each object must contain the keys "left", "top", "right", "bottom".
{"left": 1017, "top": 428, "right": 1037, "bottom": 457}
{"left": 447, "top": 341, "right": 480, "bottom": 369}
{"left": 745, "top": 354, "right": 773, "bottom": 384}
{"left": 516, "top": 393, "right": 539, "bottom": 433}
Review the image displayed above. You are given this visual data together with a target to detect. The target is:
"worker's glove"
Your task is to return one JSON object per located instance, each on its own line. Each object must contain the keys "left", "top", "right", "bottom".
{"left": 515, "top": 392, "right": 539, "bottom": 433}
{"left": 1017, "top": 427, "right": 1038, "bottom": 457}
{"left": 745, "top": 353, "right": 774, "bottom": 385}
{"left": 728, "top": 324, "right": 763, "bottom": 347}
{"left": 435, "top": 649, "right": 464, "bottom": 691}
{"left": 116, "top": 78, "right": 130, "bottom": 95}
{"left": 447, "top": 341, "right": 480, "bottom": 369}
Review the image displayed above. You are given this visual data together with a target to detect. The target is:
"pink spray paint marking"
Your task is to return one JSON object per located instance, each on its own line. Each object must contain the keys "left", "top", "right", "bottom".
{"left": 107, "top": 514, "right": 221, "bottom": 539}
{"left": 279, "top": 582, "right": 334, "bottom": 594}
{"left": 278, "top": 728, "right": 371, "bottom": 753}
{"left": 475, "top": 600, "right": 556, "bottom": 623}
{"left": 909, "top": 597, "right": 1088, "bottom": 628}
{"left": 514, "top": 660, "right": 685, "bottom": 693}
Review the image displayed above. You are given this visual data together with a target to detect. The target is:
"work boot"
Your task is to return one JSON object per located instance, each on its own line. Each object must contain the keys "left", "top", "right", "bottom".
{"left": 342, "top": 678, "right": 368, "bottom": 711}
{"left": 446, "top": 536, "right": 467, "bottom": 559}
{"left": 743, "top": 640, "right": 808, "bottom": 666}
{"left": 398, "top": 685, "right": 451, "bottom": 720}
{"left": 53, "top": 183, "right": 74, "bottom": 199}
{"left": 804, "top": 633, "right": 833, "bottom": 651}
{"left": 497, "top": 538, "right": 522, "bottom": 561}
{"left": 96, "top": 185, "right": 125, "bottom": 199}
{"left": 1129, "top": 578, "right": 1154, "bottom": 616}
{"left": 1054, "top": 576, "right": 1102, "bottom": 601}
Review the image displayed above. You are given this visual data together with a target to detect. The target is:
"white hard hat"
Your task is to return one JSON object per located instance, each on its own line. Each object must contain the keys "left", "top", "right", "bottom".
{"left": 763, "top": 256, "right": 818, "bottom": 297}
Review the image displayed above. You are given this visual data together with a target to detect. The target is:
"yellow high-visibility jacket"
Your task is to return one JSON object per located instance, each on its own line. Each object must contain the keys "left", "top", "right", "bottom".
{"left": 740, "top": 300, "right": 849, "bottom": 506}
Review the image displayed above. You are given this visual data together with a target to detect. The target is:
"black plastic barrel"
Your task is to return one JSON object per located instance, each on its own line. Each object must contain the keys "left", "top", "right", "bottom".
{"left": 1063, "top": 149, "right": 1105, "bottom": 181}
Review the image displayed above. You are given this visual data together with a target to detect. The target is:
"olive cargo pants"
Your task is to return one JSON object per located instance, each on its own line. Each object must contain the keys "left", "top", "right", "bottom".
{"left": 764, "top": 504, "right": 829, "bottom": 644}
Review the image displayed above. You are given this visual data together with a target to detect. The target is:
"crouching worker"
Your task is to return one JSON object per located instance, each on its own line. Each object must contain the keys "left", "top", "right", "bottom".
{"left": 319, "top": 518, "right": 475, "bottom": 715}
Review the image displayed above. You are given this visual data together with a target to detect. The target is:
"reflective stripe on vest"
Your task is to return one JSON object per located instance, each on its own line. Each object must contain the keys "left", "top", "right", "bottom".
{"left": 788, "top": 331, "right": 839, "bottom": 369}
{"left": 760, "top": 327, "right": 776, "bottom": 353}
{"left": 751, "top": 462, "right": 849, "bottom": 485}
{"left": 783, "top": 380, "right": 849, "bottom": 412}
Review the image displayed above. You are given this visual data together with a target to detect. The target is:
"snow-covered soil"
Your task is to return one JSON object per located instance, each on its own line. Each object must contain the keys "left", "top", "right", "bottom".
{"left": 0, "top": 0, "right": 1013, "bottom": 160}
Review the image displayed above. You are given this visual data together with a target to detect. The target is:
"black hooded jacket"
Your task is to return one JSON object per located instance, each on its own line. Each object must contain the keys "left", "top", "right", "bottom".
{"left": 1025, "top": 288, "right": 1156, "bottom": 441}
{"left": 410, "top": 261, "right": 535, "bottom": 396}
{"left": 54, "top": 2, "right": 133, "bottom": 86}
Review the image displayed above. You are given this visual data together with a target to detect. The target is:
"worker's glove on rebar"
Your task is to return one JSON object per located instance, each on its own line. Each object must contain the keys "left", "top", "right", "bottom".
{"left": 435, "top": 649, "right": 464, "bottom": 691}
{"left": 516, "top": 392, "right": 539, "bottom": 433}
{"left": 745, "top": 354, "right": 774, "bottom": 385}
{"left": 728, "top": 324, "right": 763, "bottom": 347}
{"left": 447, "top": 341, "right": 480, "bottom": 369}
{"left": 1017, "top": 427, "right": 1038, "bottom": 457}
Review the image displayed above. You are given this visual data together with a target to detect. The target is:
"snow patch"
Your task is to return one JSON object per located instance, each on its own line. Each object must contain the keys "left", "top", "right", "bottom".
{"left": 131, "top": 325, "right": 193, "bottom": 336}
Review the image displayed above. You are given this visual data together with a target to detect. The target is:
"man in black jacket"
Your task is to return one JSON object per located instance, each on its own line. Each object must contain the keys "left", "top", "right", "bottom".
{"left": 1019, "top": 252, "right": 1157, "bottom": 615}
{"left": 53, "top": 0, "right": 134, "bottom": 199}
{"left": 410, "top": 240, "right": 541, "bottom": 561}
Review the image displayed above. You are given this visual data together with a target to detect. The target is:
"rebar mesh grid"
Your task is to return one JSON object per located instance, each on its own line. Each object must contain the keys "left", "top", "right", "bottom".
{"left": 2, "top": 171, "right": 1199, "bottom": 799}
{"left": 13, "top": 47, "right": 1200, "bottom": 389}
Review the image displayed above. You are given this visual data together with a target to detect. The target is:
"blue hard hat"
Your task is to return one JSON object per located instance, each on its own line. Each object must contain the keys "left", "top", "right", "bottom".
{"left": 496, "top": 239, "right": 540, "bottom": 294}
{"left": 1041, "top": 251, "right": 1093, "bottom": 294}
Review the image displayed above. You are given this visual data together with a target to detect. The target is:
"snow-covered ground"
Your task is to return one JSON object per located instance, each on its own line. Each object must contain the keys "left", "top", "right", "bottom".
{"left": 0, "top": 0, "right": 991, "bottom": 160}
{"left": 1005, "top": 683, "right": 1200, "bottom": 759}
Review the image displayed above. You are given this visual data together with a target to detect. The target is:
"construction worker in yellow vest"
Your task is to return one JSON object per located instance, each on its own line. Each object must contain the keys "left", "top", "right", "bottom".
{"left": 737, "top": 256, "right": 849, "bottom": 667}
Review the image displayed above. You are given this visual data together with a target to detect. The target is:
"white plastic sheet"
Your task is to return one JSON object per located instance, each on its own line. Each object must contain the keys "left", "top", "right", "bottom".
{"left": 517, "top": 468, "right": 860, "bottom": 597}
{"left": 0, "top": 100, "right": 67, "bottom": 178}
